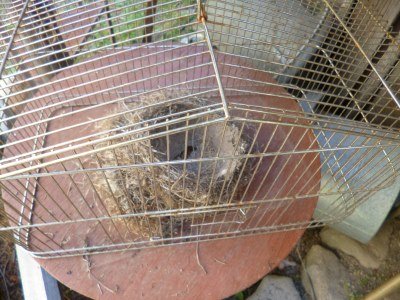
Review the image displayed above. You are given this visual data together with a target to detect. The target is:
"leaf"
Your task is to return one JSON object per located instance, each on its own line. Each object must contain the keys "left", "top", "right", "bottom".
{"left": 235, "top": 291, "right": 244, "bottom": 300}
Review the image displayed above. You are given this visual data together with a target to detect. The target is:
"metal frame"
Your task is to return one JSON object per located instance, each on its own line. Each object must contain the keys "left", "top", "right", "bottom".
{"left": 0, "top": 0, "right": 398, "bottom": 258}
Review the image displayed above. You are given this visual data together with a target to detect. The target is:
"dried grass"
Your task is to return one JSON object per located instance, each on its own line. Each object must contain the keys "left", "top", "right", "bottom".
{"left": 92, "top": 91, "right": 251, "bottom": 238}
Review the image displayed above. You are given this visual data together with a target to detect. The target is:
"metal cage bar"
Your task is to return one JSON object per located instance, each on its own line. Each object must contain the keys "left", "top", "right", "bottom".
{"left": 0, "top": 0, "right": 398, "bottom": 257}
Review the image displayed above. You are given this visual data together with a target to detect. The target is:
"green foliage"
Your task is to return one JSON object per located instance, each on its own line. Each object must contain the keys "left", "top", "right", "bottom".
{"left": 74, "top": 0, "right": 198, "bottom": 51}
{"left": 234, "top": 291, "right": 244, "bottom": 300}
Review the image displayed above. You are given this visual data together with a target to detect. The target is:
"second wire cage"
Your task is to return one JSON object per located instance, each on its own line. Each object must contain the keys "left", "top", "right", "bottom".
{"left": 0, "top": 0, "right": 399, "bottom": 257}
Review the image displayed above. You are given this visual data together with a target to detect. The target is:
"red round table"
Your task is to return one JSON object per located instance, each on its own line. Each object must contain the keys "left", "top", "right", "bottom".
{"left": 2, "top": 45, "right": 320, "bottom": 299}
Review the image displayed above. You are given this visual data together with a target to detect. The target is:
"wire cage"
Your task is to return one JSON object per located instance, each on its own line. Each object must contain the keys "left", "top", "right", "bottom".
{"left": 0, "top": 0, "right": 399, "bottom": 258}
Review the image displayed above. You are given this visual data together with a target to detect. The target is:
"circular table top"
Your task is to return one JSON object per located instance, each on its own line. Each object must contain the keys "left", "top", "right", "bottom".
{"left": 2, "top": 45, "right": 320, "bottom": 299}
{"left": 38, "top": 231, "right": 305, "bottom": 299}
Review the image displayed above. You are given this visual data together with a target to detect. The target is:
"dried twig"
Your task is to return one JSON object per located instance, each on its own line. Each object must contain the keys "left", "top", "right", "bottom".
{"left": 0, "top": 266, "right": 10, "bottom": 300}
{"left": 97, "top": 283, "right": 103, "bottom": 295}
{"left": 83, "top": 238, "right": 116, "bottom": 295}
{"left": 213, "top": 257, "right": 226, "bottom": 265}
{"left": 196, "top": 242, "right": 207, "bottom": 275}
{"left": 296, "top": 244, "right": 316, "bottom": 300}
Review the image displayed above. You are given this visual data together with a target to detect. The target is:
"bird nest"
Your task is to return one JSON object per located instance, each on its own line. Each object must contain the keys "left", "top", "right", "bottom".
{"left": 92, "top": 91, "right": 252, "bottom": 238}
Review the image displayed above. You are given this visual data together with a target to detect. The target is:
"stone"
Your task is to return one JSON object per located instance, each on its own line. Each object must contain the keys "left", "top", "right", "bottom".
{"left": 248, "top": 275, "right": 301, "bottom": 300}
{"left": 180, "top": 33, "right": 204, "bottom": 44}
{"left": 278, "top": 259, "right": 297, "bottom": 270}
{"left": 301, "top": 245, "right": 351, "bottom": 300}
{"left": 320, "top": 222, "right": 393, "bottom": 269}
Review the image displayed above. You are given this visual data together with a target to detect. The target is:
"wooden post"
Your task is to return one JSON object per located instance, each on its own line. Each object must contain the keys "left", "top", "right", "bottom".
{"left": 143, "top": 0, "right": 158, "bottom": 43}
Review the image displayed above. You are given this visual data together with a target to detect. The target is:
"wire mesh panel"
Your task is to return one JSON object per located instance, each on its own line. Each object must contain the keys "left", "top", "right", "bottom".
{"left": 206, "top": 0, "right": 400, "bottom": 219}
{"left": 0, "top": 0, "right": 399, "bottom": 257}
